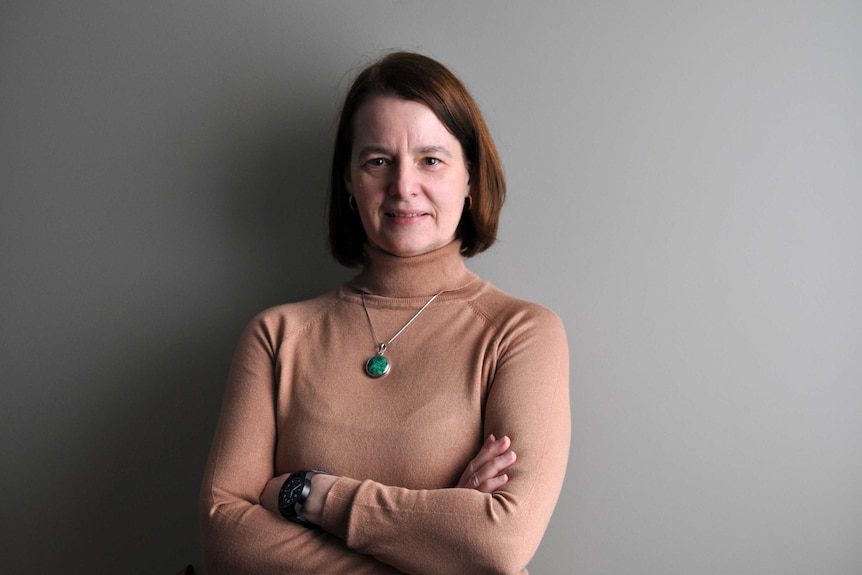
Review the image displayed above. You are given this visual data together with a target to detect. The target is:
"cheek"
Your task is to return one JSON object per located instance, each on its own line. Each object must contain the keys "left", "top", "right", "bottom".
{"left": 441, "top": 194, "right": 468, "bottom": 225}
{"left": 345, "top": 165, "right": 360, "bottom": 193}
{"left": 352, "top": 175, "right": 383, "bottom": 199}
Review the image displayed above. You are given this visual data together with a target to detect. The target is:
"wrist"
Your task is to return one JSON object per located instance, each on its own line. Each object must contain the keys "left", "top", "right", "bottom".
{"left": 301, "top": 473, "right": 337, "bottom": 526}
{"left": 277, "top": 470, "right": 330, "bottom": 527}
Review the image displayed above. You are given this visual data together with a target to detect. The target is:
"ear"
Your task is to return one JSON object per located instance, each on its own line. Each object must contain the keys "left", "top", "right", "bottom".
{"left": 344, "top": 173, "right": 353, "bottom": 194}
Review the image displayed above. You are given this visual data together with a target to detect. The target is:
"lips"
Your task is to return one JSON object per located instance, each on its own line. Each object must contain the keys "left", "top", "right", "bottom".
{"left": 385, "top": 211, "right": 427, "bottom": 218}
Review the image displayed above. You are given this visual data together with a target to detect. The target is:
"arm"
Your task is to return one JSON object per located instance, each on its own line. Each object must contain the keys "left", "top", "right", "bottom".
{"left": 260, "top": 433, "right": 518, "bottom": 522}
{"left": 202, "top": 303, "right": 570, "bottom": 575}
{"left": 198, "top": 315, "right": 402, "bottom": 575}
{"left": 314, "top": 307, "right": 571, "bottom": 575}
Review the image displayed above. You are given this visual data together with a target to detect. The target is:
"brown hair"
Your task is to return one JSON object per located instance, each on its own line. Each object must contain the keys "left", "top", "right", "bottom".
{"left": 328, "top": 51, "right": 506, "bottom": 267}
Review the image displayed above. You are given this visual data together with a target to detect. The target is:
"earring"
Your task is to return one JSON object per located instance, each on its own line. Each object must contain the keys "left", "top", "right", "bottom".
{"left": 464, "top": 195, "right": 473, "bottom": 211}
{"left": 348, "top": 195, "right": 358, "bottom": 211}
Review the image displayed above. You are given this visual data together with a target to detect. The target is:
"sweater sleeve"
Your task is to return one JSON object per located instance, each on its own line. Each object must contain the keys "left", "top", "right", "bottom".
{"left": 319, "top": 306, "right": 571, "bottom": 575}
{"left": 199, "top": 314, "right": 403, "bottom": 575}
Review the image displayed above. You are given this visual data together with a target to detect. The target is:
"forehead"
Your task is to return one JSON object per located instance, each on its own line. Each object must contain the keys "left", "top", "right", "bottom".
{"left": 351, "top": 95, "right": 459, "bottom": 147}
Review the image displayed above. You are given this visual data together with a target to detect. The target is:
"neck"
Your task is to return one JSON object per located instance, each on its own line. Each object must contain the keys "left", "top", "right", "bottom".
{"left": 350, "top": 240, "right": 476, "bottom": 297}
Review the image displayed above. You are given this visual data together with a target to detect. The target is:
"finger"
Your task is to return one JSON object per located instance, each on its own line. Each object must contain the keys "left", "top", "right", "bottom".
{"left": 460, "top": 436, "right": 510, "bottom": 484}
{"left": 457, "top": 435, "right": 515, "bottom": 489}
{"left": 471, "top": 470, "right": 511, "bottom": 493}
{"left": 476, "top": 473, "right": 509, "bottom": 494}
{"left": 466, "top": 450, "right": 517, "bottom": 490}
{"left": 484, "top": 450, "right": 517, "bottom": 478}
{"left": 469, "top": 435, "right": 511, "bottom": 471}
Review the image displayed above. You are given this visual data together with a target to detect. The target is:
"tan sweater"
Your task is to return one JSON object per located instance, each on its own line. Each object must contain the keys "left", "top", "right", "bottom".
{"left": 199, "top": 241, "right": 570, "bottom": 575}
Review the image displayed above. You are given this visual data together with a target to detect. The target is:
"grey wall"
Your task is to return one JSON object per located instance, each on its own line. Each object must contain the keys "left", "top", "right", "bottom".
{"left": 2, "top": 2, "right": 860, "bottom": 574}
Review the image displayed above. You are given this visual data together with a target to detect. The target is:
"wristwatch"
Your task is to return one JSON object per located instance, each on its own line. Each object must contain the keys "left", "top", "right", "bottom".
{"left": 278, "top": 470, "right": 328, "bottom": 526}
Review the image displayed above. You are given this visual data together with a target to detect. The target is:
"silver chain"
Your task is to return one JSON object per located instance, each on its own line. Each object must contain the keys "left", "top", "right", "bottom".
{"left": 361, "top": 290, "right": 445, "bottom": 353}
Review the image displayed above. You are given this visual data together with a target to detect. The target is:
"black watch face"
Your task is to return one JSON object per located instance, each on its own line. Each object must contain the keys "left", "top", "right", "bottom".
{"left": 280, "top": 475, "right": 305, "bottom": 511}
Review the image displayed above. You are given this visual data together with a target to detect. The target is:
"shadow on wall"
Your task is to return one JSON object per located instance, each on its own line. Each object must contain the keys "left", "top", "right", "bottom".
{"left": 11, "top": 96, "right": 349, "bottom": 573}
{"left": 221, "top": 101, "right": 349, "bottom": 300}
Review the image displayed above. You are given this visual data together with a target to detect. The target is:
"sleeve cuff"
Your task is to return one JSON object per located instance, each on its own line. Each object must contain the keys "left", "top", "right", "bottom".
{"left": 320, "top": 476, "right": 363, "bottom": 541}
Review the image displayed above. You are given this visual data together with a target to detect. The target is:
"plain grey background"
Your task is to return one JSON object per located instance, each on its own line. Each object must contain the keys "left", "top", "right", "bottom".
{"left": 2, "top": 1, "right": 860, "bottom": 574}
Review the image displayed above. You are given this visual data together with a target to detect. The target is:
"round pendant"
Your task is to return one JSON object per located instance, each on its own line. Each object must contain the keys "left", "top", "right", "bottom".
{"left": 365, "top": 354, "right": 390, "bottom": 378}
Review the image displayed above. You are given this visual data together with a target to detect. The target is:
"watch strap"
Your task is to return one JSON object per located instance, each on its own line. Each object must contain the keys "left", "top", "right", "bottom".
{"left": 278, "top": 469, "right": 329, "bottom": 526}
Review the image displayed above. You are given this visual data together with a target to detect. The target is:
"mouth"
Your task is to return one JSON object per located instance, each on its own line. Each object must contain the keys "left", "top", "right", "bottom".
{"left": 385, "top": 211, "right": 427, "bottom": 218}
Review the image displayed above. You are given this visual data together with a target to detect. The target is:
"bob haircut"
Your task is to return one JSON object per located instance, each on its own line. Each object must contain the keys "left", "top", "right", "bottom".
{"left": 328, "top": 51, "right": 506, "bottom": 267}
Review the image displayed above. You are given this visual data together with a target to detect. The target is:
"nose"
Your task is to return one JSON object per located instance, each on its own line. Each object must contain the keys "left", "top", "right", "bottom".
{"left": 388, "top": 161, "right": 418, "bottom": 198}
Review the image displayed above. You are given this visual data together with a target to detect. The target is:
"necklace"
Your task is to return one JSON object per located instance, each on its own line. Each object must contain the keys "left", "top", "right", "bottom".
{"left": 360, "top": 290, "right": 444, "bottom": 378}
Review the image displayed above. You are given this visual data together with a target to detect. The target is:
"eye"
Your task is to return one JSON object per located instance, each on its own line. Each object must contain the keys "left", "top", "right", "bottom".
{"left": 423, "top": 157, "right": 441, "bottom": 166}
{"left": 364, "top": 157, "right": 389, "bottom": 168}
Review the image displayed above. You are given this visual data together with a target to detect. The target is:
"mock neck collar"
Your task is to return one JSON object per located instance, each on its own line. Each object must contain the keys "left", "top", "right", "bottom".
{"left": 349, "top": 240, "right": 477, "bottom": 298}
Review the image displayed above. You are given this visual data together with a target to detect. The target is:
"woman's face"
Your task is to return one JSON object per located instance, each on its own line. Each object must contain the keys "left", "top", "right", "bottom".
{"left": 345, "top": 95, "right": 471, "bottom": 258}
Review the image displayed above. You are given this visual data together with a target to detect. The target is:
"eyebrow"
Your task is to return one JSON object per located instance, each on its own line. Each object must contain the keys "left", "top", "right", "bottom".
{"left": 417, "top": 145, "right": 454, "bottom": 159}
{"left": 355, "top": 145, "right": 454, "bottom": 159}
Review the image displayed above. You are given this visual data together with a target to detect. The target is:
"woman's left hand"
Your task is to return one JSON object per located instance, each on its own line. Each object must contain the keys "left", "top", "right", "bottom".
{"left": 456, "top": 434, "right": 517, "bottom": 493}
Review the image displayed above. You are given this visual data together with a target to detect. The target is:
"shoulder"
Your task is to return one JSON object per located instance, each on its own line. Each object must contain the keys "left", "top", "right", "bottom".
{"left": 468, "top": 282, "right": 569, "bottom": 380}
{"left": 470, "top": 281, "right": 566, "bottom": 343}
{"left": 240, "top": 290, "right": 343, "bottom": 347}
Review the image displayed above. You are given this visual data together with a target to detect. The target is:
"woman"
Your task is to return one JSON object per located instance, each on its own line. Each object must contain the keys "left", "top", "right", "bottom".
{"left": 199, "top": 51, "right": 570, "bottom": 574}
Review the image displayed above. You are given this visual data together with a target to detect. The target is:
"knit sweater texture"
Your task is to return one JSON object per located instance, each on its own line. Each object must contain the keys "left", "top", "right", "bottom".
{"left": 199, "top": 240, "right": 571, "bottom": 574}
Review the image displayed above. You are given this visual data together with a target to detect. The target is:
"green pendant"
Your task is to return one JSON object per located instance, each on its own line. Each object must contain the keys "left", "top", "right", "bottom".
{"left": 365, "top": 354, "right": 390, "bottom": 378}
